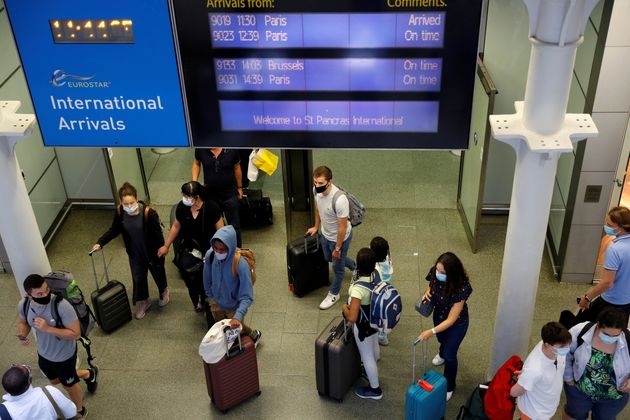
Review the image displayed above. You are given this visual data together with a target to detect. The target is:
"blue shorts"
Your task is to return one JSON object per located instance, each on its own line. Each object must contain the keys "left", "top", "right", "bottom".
{"left": 564, "top": 383, "right": 629, "bottom": 420}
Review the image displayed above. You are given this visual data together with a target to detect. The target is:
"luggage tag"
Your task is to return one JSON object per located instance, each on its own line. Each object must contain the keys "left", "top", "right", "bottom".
{"left": 418, "top": 379, "right": 433, "bottom": 392}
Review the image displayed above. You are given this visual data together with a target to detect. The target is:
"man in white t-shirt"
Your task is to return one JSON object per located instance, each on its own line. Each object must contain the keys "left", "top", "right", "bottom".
{"left": 1, "top": 364, "right": 77, "bottom": 420}
{"left": 307, "top": 166, "right": 356, "bottom": 310}
{"left": 510, "top": 322, "right": 572, "bottom": 420}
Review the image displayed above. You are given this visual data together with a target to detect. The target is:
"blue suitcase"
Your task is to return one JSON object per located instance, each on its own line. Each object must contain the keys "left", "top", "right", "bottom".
{"left": 405, "top": 339, "right": 447, "bottom": 420}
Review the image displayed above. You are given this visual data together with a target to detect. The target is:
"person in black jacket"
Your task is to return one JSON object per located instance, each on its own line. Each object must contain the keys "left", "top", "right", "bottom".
{"left": 92, "top": 182, "right": 169, "bottom": 320}
{"left": 158, "top": 181, "right": 224, "bottom": 312}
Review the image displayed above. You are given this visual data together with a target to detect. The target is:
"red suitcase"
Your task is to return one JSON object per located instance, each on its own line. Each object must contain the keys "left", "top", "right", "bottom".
{"left": 203, "top": 331, "right": 261, "bottom": 413}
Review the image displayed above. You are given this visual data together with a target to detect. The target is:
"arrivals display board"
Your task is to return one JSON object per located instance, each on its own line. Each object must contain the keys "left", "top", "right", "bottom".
{"left": 173, "top": 0, "right": 483, "bottom": 149}
{"left": 4, "top": 0, "right": 189, "bottom": 147}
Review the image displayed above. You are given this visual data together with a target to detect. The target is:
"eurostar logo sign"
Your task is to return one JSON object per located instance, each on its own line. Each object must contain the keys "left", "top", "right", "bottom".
{"left": 51, "top": 70, "right": 110, "bottom": 88}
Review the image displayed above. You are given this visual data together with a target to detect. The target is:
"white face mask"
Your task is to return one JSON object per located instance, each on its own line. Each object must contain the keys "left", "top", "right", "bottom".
{"left": 123, "top": 204, "right": 138, "bottom": 214}
{"left": 215, "top": 252, "right": 228, "bottom": 261}
{"left": 182, "top": 197, "right": 193, "bottom": 207}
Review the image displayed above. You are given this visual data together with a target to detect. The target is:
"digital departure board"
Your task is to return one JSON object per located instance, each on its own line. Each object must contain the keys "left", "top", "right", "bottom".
{"left": 172, "top": 0, "right": 483, "bottom": 149}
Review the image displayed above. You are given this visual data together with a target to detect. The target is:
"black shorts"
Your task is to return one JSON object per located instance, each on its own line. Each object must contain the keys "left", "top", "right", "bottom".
{"left": 38, "top": 351, "right": 79, "bottom": 387}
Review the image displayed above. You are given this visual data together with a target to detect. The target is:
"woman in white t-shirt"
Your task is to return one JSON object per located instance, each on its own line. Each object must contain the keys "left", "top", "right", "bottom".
{"left": 342, "top": 248, "right": 382, "bottom": 400}
{"left": 510, "top": 322, "right": 572, "bottom": 420}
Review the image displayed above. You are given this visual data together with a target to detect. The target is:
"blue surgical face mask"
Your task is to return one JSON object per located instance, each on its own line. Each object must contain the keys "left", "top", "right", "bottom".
{"left": 604, "top": 225, "right": 617, "bottom": 236}
{"left": 553, "top": 346, "right": 570, "bottom": 356}
{"left": 599, "top": 331, "right": 620, "bottom": 345}
{"left": 214, "top": 252, "right": 228, "bottom": 261}
{"left": 182, "top": 197, "right": 193, "bottom": 207}
{"left": 435, "top": 272, "right": 447, "bottom": 282}
{"left": 123, "top": 204, "right": 138, "bottom": 214}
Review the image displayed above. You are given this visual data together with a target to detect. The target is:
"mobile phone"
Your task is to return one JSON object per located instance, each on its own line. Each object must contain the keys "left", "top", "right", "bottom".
{"left": 576, "top": 297, "right": 581, "bottom": 305}
{"left": 15, "top": 335, "right": 28, "bottom": 341}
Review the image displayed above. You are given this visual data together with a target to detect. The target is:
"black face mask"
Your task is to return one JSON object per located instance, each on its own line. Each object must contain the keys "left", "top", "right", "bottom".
{"left": 31, "top": 294, "right": 51, "bottom": 305}
{"left": 314, "top": 183, "right": 328, "bottom": 194}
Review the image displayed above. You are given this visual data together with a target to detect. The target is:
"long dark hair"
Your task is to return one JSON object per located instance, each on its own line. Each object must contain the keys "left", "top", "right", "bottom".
{"left": 434, "top": 252, "right": 469, "bottom": 297}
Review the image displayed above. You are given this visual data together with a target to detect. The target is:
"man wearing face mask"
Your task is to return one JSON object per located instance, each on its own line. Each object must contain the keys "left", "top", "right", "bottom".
{"left": 93, "top": 182, "right": 169, "bottom": 320}
{"left": 203, "top": 225, "right": 262, "bottom": 346}
{"left": 510, "top": 322, "right": 572, "bottom": 420}
{"left": 15, "top": 275, "right": 96, "bottom": 419}
{"left": 306, "top": 166, "right": 356, "bottom": 310}
{"left": 579, "top": 206, "right": 630, "bottom": 323}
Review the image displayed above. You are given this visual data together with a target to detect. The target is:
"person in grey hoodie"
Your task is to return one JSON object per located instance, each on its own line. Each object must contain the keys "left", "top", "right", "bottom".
{"left": 203, "top": 225, "right": 261, "bottom": 346}
{"left": 370, "top": 236, "right": 393, "bottom": 346}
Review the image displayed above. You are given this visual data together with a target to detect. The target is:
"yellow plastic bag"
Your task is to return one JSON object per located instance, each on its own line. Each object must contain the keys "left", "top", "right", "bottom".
{"left": 252, "top": 149, "right": 279, "bottom": 176}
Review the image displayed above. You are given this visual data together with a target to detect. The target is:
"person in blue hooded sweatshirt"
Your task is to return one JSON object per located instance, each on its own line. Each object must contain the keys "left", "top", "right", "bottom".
{"left": 203, "top": 225, "right": 262, "bottom": 346}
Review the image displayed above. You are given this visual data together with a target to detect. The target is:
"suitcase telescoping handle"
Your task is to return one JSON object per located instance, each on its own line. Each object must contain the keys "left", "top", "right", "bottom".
{"left": 304, "top": 233, "right": 320, "bottom": 252}
{"left": 223, "top": 325, "right": 243, "bottom": 358}
{"left": 88, "top": 248, "right": 111, "bottom": 290}
{"left": 411, "top": 338, "right": 429, "bottom": 384}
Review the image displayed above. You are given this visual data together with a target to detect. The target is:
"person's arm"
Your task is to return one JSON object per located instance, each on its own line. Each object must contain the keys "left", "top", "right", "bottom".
{"left": 16, "top": 317, "right": 32, "bottom": 345}
{"left": 94, "top": 211, "right": 123, "bottom": 250}
{"left": 234, "top": 163, "right": 243, "bottom": 199}
{"left": 158, "top": 219, "right": 181, "bottom": 257}
{"left": 203, "top": 251, "right": 214, "bottom": 301}
{"left": 419, "top": 300, "right": 465, "bottom": 341}
{"left": 192, "top": 158, "right": 202, "bottom": 182}
{"left": 579, "top": 269, "right": 615, "bottom": 309}
{"left": 331, "top": 217, "right": 348, "bottom": 261}
{"left": 46, "top": 386, "right": 78, "bottom": 418}
{"left": 510, "top": 383, "right": 526, "bottom": 398}
{"left": 33, "top": 317, "right": 80, "bottom": 340}
{"left": 306, "top": 206, "right": 321, "bottom": 236}
{"left": 148, "top": 208, "right": 165, "bottom": 248}
{"left": 231, "top": 260, "right": 254, "bottom": 327}
{"left": 342, "top": 297, "right": 361, "bottom": 324}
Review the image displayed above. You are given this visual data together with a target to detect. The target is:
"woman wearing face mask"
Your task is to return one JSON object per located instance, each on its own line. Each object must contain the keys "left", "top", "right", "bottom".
{"left": 93, "top": 182, "right": 168, "bottom": 320}
{"left": 158, "top": 181, "right": 223, "bottom": 311}
{"left": 579, "top": 206, "right": 630, "bottom": 323}
{"left": 417, "top": 252, "right": 472, "bottom": 402}
{"left": 563, "top": 307, "right": 630, "bottom": 420}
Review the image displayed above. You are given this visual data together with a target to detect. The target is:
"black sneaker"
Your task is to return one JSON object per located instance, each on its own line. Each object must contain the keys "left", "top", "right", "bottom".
{"left": 250, "top": 330, "right": 262, "bottom": 348}
{"left": 85, "top": 366, "right": 99, "bottom": 393}
{"left": 77, "top": 405, "right": 89, "bottom": 419}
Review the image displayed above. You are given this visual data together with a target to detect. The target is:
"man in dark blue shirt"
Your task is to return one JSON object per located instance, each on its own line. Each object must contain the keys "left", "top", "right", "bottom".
{"left": 192, "top": 148, "right": 243, "bottom": 247}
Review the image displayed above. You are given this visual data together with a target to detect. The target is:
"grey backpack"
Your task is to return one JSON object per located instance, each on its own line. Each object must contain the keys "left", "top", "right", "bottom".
{"left": 332, "top": 187, "right": 365, "bottom": 227}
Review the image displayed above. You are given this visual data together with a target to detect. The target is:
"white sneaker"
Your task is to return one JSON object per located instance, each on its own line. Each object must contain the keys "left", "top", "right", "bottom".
{"left": 319, "top": 293, "right": 340, "bottom": 310}
{"left": 446, "top": 391, "right": 453, "bottom": 401}
{"left": 432, "top": 354, "right": 445, "bottom": 366}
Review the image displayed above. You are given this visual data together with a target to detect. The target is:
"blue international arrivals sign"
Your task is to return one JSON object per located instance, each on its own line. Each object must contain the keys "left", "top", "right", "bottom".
{"left": 5, "top": 0, "right": 190, "bottom": 147}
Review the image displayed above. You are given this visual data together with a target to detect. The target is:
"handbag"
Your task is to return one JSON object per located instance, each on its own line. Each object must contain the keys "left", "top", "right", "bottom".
{"left": 415, "top": 266, "right": 435, "bottom": 317}
{"left": 174, "top": 238, "right": 204, "bottom": 274}
{"left": 415, "top": 296, "right": 434, "bottom": 317}
{"left": 247, "top": 149, "right": 259, "bottom": 182}
{"left": 252, "top": 149, "right": 279, "bottom": 176}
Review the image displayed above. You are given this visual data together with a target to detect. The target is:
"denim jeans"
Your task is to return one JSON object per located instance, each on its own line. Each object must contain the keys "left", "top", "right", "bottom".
{"left": 320, "top": 231, "right": 355, "bottom": 295}
{"left": 434, "top": 318, "right": 469, "bottom": 392}
{"left": 564, "top": 382, "right": 629, "bottom": 420}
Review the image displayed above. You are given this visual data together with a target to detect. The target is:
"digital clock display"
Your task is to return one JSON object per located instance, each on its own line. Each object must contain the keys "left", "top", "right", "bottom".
{"left": 50, "top": 19, "right": 134, "bottom": 44}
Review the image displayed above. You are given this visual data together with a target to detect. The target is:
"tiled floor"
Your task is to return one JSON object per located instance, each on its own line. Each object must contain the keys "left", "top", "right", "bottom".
{"left": 1, "top": 149, "right": 627, "bottom": 419}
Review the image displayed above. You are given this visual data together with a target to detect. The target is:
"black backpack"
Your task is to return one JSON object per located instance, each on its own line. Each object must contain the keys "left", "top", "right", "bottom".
{"left": 22, "top": 271, "right": 96, "bottom": 369}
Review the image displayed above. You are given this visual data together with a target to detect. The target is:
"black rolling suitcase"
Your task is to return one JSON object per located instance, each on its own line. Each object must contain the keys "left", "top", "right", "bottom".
{"left": 239, "top": 188, "right": 273, "bottom": 228}
{"left": 89, "top": 249, "right": 132, "bottom": 333}
{"left": 287, "top": 235, "right": 329, "bottom": 297}
{"left": 315, "top": 316, "right": 362, "bottom": 402}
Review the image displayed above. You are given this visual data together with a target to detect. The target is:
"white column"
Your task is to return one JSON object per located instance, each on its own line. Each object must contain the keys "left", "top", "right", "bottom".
{"left": 488, "top": 0, "right": 600, "bottom": 375}
{"left": 0, "top": 101, "right": 50, "bottom": 296}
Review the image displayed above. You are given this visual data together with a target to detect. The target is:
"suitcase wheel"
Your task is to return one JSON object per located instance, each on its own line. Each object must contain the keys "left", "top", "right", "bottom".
{"left": 256, "top": 391, "right": 262, "bottom": 397}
